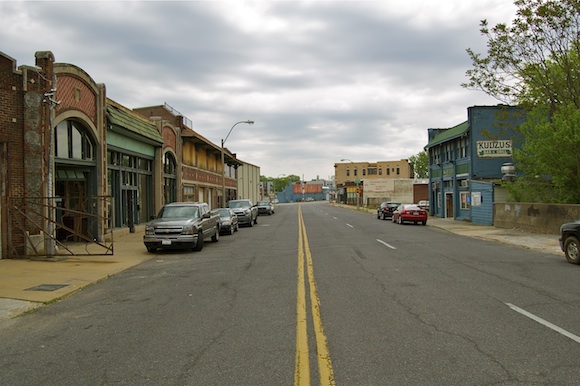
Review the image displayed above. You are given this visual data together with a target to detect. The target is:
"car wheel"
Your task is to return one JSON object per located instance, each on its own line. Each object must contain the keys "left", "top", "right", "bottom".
{"left": 212, "top": 227, "right": 219, "bottom": 242}
{"left": 422, "top": 220, "right": 427, "bottom": 225}
{"left": 193, "top": 231, "right": 204, "bottom": 251}
{"left": 377, "top": 213, "right": 380, "bottom": 219}
{"left": 564, "top": 236, "right": 580, "bottom": 264}
{"left": 146, "top": 246, "right": 157, "bottom": 253}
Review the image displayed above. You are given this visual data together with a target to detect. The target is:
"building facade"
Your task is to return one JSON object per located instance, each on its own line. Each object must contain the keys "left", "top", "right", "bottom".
{"left": 106, "top": 99, "right": 164, "bottom": 231}
{"left": 236, "top": 161, "right": 261, "bottom": 203}
{"left": 334, "top": 159, "right": 412, "bottom": 206}
{"left": 133, "top": 104, "right": 247, "bottom": 210}
{"left": 334, "top": 159, "right": 412, "bottom": 186}
{"left": 0, "top": 50, "right": 259, "bottom": 259}
{"left": 425, "top": 105, "right": 526, "bottom": 224}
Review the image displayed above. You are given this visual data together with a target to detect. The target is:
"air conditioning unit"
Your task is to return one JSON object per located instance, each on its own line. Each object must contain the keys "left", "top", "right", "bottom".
{"left": 460, "top": 179, "right": 469, "bottom": 188}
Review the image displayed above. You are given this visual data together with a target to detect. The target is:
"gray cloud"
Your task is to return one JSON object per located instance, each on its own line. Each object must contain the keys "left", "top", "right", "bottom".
{"left": 0, "top": 0, "right": 516, "bottom": 179}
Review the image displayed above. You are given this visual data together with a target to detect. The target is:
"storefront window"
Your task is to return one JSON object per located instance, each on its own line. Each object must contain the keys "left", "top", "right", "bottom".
{"left": 460, "top": 192, "right": 470, "bottom": 209}
{"left": 164, "top": 152, "right": 177, "bottom": 204}
{"left": 55, "top": 120, "right": 95, "bottom": 161}
{"left": 107, "top": 149, "right": 154, "bottom": 228}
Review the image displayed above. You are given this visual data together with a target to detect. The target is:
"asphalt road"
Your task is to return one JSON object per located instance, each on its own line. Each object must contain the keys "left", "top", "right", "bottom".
{"left": 0, "top": 202, "right": 579, "bottom": 385}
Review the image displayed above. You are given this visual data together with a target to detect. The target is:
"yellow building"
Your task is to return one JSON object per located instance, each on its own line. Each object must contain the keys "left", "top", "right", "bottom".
{"left": 334, "top": 160, "right": 413, "bottom": 206}
{"left": 334, "top": 159, "right": 412, "bottom": 186}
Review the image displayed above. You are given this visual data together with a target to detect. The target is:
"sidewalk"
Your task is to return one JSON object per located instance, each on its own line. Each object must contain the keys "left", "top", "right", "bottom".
{"left": 0, "top": 214, "right": 563, "bottom": 322}
{"left": 0, "top": 227, "right": 151, "bottom": 321}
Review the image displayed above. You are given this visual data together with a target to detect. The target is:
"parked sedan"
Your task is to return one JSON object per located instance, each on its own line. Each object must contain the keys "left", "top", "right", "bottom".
{"left": 392, "top": 204, "right": 428, "bottom": 225}
{"left": 216, "top": 208, "right": 239, "bottom": 235}
{"left": 376, "top": 202, "right": 401, "bottom": 220}
{"left": 257, "top": 201, "right": 275, "bottom": 215}
{"left": 560, "top": 220, "right": 580, "bottom": 264}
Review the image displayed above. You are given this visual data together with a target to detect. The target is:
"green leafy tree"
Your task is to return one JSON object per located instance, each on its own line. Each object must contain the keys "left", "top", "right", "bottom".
{"left": 260, "top": 174, "right": 300, "bottom": 192}
{"left": 464, "top": 0, "right": 580, "bottom": 203}
{"left": 408, "top": 151, "right": 429, "bottom": 179}
{"left": 463, "top": 0, "right": 580, "bottom": 107}
{"left": 508, "top": 104, "right": 580, "bottom": 203}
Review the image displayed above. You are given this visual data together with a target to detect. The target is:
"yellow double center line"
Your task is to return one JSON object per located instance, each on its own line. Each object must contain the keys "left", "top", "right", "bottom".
{"left": 295, "top": 205, "right": 336, "bottom": 386}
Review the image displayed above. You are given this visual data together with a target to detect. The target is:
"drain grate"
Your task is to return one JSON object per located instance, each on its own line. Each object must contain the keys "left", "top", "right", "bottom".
{"left": 25, "top": 284, "right": 69, "bottom": 292}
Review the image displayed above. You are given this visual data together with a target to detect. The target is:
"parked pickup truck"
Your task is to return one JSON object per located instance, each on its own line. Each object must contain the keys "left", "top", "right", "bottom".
{"left": 143, "top": 202, "right": 220, "bottom": 253}
{"left": 228, "top": 199, "right": 258, "bottom": 226}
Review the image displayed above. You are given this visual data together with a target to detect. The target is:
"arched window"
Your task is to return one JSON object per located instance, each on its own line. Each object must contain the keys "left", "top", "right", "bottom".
{"left": 163, "top": 152, "right": 177, "bottom": 204}
{"left": 55, "top": 120, "right": 95, "bottom": 160}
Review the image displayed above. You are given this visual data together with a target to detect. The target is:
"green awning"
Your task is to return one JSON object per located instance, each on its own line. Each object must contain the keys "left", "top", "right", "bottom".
{"left": 56, "top": 170, "right": 86, "bottom": 181}
{"left": 106, "top": 100, "right": 164, "bottom": 145}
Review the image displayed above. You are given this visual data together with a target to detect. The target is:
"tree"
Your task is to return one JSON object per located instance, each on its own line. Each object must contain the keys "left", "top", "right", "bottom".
{"left": 260, "top": 174, "right": 300, "bottom": 193}
{"left": 464, "top": 0, "right": 580, "bottom": 203}
{"left": 463, "top": 0, "right": 580, "bottom": 108}
{"left": 508, "top": 103, "right": 580, "bottom": 203}
{"left": 408, "top": 151, "right": 429, "bottom": 179}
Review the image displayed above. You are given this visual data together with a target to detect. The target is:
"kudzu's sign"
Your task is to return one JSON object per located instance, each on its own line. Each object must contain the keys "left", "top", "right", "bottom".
{"left": 476, "top": 140, "right": 512, "bottom": 158}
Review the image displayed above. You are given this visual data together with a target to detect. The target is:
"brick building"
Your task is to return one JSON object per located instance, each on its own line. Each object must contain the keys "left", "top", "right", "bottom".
{"left": 0, "top": 50, "right": 258, "bottom": 259}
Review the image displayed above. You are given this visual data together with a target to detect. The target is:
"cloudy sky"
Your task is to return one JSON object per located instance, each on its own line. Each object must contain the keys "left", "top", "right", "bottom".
{"left": 1, "top": 0, "right": 517, "bottom": 180}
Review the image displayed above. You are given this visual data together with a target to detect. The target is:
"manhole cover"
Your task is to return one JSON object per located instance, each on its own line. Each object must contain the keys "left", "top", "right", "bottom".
{"left": 25, "top": 284, "right": 69, "bottom": 292}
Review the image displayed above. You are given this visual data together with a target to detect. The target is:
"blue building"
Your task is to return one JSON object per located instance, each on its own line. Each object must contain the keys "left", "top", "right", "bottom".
{"left": 425, "top": 105, "right": 526, "bottom": 225}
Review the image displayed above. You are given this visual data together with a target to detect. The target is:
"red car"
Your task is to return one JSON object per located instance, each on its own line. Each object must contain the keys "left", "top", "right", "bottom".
{"left": 391, "top": 204, "right": 428, "bottom": 225}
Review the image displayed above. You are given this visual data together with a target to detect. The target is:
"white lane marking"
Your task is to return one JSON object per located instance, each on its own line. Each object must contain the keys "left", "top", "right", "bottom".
{"left": 377, "top": 239, "right": 396, "bottom": 249}
{"left": 346, "top": 223, "right": 354, "bottom": 228}
{"left": 506, "top": 303, "right": 580, "bottom": 344}
{"left": 332, "top": 216, "right": 338, "bottom": 220}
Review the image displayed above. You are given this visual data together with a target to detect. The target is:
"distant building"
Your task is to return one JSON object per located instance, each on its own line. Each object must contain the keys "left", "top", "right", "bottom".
{"left": 334, "top": 159, "right": 412, "bottom": 186}
{"left": 276, "top": 179, "right": 328, "bottom": 203}
{"left": 334, "top": 159, "right": 412, "bottom": 206}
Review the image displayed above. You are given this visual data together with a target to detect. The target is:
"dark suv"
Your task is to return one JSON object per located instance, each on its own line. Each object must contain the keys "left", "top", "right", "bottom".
{"left": 560, "top": 220, "right": 580, "bottom": 264}
{"left": 377, "top": 202, "right": 401, "bottom": 220}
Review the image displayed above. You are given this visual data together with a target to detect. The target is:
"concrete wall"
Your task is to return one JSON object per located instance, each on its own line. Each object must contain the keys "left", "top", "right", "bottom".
{"left": 494, "top": 202, "right": 580, "bottom": 235}
{"left": 363, "top": 178, "right": 414, "bottom": 207}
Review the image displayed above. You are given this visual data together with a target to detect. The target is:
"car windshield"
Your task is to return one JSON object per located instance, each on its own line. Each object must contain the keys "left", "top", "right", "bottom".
{"left": 158, "top": 206, "right": 199, "bottom": 219}
{"left": 404, "top": 205, "right": 421, "bottom": 210}
{"left": 229, "top": 201, "right": 250, "bottom": 209}
{"left": 217, "top": 208, "right": 232, "bottom": 217}
{"left": 257, "top": 201, "right": 268, "bottom": 206}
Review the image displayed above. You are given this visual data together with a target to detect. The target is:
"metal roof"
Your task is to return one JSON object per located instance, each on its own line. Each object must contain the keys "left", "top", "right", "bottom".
{"left": 106, "top": 99, "right": 164, "bottom": 145}
{"left": 425, "top": 121, "right": 469, "bottom": 149}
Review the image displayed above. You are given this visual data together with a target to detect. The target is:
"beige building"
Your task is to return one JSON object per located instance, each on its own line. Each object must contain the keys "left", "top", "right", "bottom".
{"left": 236, "top": 161, "right": 261, "bottom": 204}
{"left": 334, "top": 159, "right": 412, "bottom": 186}
{"left": 334, "top": 160, "right": 413, "bottom": 206}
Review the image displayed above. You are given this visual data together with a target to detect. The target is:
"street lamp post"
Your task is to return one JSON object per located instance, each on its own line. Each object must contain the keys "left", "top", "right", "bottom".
{"left": 221, "top": 120, "right": 254, "bottom": 207}
{"left": 341, "top": 158, "right": 360, "bottom": 210}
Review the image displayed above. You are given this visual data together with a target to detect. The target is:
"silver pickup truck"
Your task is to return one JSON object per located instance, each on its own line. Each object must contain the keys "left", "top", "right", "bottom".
{"left": 228, "top": 199, "right": 258, "bottom": 227}
{"left": 143, "top": 202, "right": 220, "bottom": 253}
